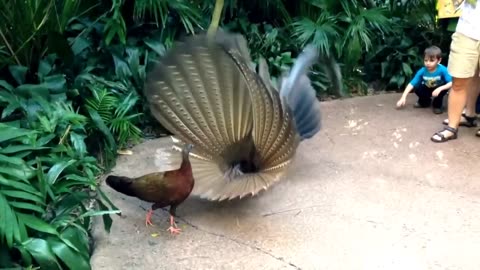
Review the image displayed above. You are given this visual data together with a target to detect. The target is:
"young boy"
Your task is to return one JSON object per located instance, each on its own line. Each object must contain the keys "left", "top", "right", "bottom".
{"left": 396, "top": 46, "right": 453, "bottom": 114}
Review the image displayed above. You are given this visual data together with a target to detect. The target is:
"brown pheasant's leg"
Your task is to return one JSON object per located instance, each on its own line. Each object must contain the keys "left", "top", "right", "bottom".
{"left": 167, "top": 215, "right": 181, "bottom": 235}
{"left": 166, "top": 205, "right": 181, "bottom": 235}
{"left": 145, "top": 208, "right": 154, "bottom": 226}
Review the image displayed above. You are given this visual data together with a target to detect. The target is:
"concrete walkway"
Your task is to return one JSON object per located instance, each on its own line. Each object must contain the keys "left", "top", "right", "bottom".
{"left": 90, "top": 93, "right": 480, "bottom": 270}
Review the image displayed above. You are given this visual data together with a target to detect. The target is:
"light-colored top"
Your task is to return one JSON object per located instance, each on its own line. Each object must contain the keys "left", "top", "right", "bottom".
{"left": 456, "top": 0, "right": 480, "bottom": 40}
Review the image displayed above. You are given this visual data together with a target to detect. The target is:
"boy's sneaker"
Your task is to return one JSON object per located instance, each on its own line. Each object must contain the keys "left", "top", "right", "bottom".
{"left": 433, "top": 108, "right": 443, "bottom": 114}
{"left": 414, "top": 102, "right": 430, "bottom": 108}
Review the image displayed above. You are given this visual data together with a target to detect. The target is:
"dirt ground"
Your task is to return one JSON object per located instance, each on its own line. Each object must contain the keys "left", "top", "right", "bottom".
{"left": 90, "top": 93, "right": 480, "bottom": 270}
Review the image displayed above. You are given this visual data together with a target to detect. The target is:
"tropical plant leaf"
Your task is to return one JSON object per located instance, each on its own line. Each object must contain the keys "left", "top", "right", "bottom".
{"left": 0, "top": 124, "right": 35, "bottom": 144}
{"left": 8, "top": 65, "right": 28, "bottom": 85}
{"left": 70, "top": 132, "right": 87, "bottom": 157}
{"left": 22, "top": 238, "right": 62, "bottom": 270}
{"left": 0, "top": 175, "right": 42, "bottom": 197}
{"left": 49, "top": 237, "right": 91, "bottom": 270}
{"left": 19, "top": 214, "right": 59, "bottom": 236}
{"left": 46, "top": 160, "right": 77, "bottom": 185}
{"left": 0, "top": 80, "right": 14, "bottom": 91}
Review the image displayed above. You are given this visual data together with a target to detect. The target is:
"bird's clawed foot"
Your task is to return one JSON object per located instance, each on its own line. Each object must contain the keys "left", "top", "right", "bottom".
{"left": 167, "top": 215, "right": 181, "bottom": 235}
{"left": 167, "top": 226, "right": 182, "bottom": 235}
{"left": 145, "top": 209, "right": 154, "bottom": 227}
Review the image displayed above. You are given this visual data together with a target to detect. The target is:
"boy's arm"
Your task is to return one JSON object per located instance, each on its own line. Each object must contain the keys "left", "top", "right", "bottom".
{"left": 435, "top": 81, "right": 452, "bottom": 92}
{"left": 399, "top": 67, "right": 424, "bottom": 100}
{"left": 432, "top": 66, "right": 453, "bottom": 95}
{"left": 408, "top": 67, "right": 424, "bottom": 90}
{"left": 400, "top": 83, "right": 415, "bottom": 100}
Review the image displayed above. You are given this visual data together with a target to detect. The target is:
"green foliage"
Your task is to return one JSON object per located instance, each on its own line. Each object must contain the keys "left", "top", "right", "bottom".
{"left": 0, "top": 0, "right": 103, "bottom": 68}
{"left": 365, "top": 34, "right": 421, "bottom": 89}
{"left": 133, "top": 0, "right": 205, "bottom": 33}
{"left": 0, "top": 84, "right": 119, "bottom": 268}
{"left": 0, "top": 12, "right": 148, "bottom": 265}
{"left": 85, "top": 86, "right": 142, "bottom": 149}
{"left": 104, "top": 0, "right": 128, "bottom": 46}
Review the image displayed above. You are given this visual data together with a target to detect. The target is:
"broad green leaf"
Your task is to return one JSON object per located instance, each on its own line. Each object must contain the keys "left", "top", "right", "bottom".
{"left": 9, "top": 201, "right": 46, "bottom": 214}
{"left": 64, "top": 174, "right": 94, "bottom": 184}
{"left": 126, "top": 48, "right": 140, "bottom": 71}
{"left": 0, "top": 145, "right": 49, "bottom": 154}
{"left": 37, "top": 115, "right": 55, "bottom": 133}
{"left": 97, "top": 188, "right": 119, "bottom": 211}
{"left": 104, "top": 24, "right": 117, "bottom": 45}
{"left": 112, "top": 53, "right": 132, "bottom": 79}
{"left": 8, "top": 65, "right": 28, "bottom": 85}
{"left": 0, "top": 154, "right": 25, "bottom": 166}
{"left": 15, "top": 84, "right": 50, "bottom": 99}
{"left": 0, "top": 124, "right": 34, "bottom": 143}
{"left": 0, "top": 194, "right": 15, "bottom": 248}
{"left": 95, "top": 194, "right": 119, "bottom": 233}
{"left": 86, "top": 107, "right": 117, "bottom": 152}
{"left": 79, "top": 209, "right": 121, "bottom": 219}
{"left": 46, "top": 160, "right": 77, "bottom": 185}
{"left": 51, "top": 93, "right": 68, "bottom": 104}
{"left": 0, "top": 165, "right": 35, "bottom": 181}
{"left": 35, "top": 158, "right": 47, "bottom": 201}
{"left": 37, "top": 134, "right": 56, "bottom": 147}
{"left": 60, "top": 226, "right": 90, "bottom": 257}
{"left": 144, "top": 38, "right": 166, "bottom": 56}
{"left": 1, "top": 103, "right": 21, "bottom": 119}
{"left": 17, "top": 218, "right": 28, "bottom": 247}
{"left": 0, "top": 175, "right": 42, "bottom": 197}
{"left": 43, "top": 75, "right": 67, "bottom": 94}
{"left": 70, "top": 133, "right": 87, "bottom": 156}
{"left": 22, "top": 238, "right": 61, "bottom": 270}
{"left": 49, "top": 237, "right": 90, "bottom": 270}
{"left": 18, "top": 214, "right": 59, "bottom": 236}
{"left": 38, "top": 60, "right": 53, "bottom": 80}
{"left": 14, "top": 245, "right": 33, "bottom": 267}
{"left": 71, "top": 37, "right": 91, "bottom": 55}
{"left": 54, "top": 191, "right": 90, "bottom": 218}
{"left": 1, "top": 190, "right": 45, "bottom": 205}
{"left": 402, "top": 62, "right": 413, "bottom": 77}
{"left": 0, "top": 80, "right": 14, "bottom": 91}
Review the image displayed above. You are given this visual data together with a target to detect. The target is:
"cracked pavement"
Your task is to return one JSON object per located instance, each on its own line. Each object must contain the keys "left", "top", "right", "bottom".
{"left": 90, "top": 93, "right": 480, "bottom": 270}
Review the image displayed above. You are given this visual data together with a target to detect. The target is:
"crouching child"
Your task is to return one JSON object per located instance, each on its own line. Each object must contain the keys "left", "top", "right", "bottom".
{"left": 396, "top": 46, "right": 452, "bottom": 114}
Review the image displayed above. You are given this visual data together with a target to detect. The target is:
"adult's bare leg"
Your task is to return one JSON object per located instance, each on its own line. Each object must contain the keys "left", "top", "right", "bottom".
{"left": 443, "top": 76, "right": 480, "bottom": 125}
{"left": 431, "top": 77, "right": 472, "bottom": 141}
{"left": 465, "top": 76, "right": 480, "bottom": 117}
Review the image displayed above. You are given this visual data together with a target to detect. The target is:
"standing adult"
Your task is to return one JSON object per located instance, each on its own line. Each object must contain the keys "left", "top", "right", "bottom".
{"left": 431, "top": 0, "right": 480, "bottom": 142}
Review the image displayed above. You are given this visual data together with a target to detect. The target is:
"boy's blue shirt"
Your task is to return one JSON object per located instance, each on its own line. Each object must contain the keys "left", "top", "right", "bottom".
{"left": 409, "top": 64, "right": 452, "bottom": 89}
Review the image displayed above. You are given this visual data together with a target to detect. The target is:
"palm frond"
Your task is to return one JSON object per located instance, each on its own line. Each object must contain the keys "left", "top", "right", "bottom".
{"left": 84, "top": 86, "right": 118, "bottom": 124}
{"left": 291, "top": 14, "right": 340, "bottom": 57}
{"left": 133, "top": 0, "right": 204, "bottom": 33}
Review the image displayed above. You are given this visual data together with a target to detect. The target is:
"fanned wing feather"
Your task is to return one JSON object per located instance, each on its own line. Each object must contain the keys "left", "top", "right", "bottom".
{"left": 279, "top": 45, "right": 326, "bottom": 140}
{"left": 146, "top": 35, "right": 253, "bottom": 158}
{"left": 223, "top": 48, "right": 299, "bottom": 164}
{"left": 145, "top": 31, "right": 306, "bottom": 200}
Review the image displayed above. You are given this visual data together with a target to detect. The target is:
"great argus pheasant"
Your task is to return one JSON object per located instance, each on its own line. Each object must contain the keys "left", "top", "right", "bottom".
{"left": 143, "top": 29, "right": 342, "bottom": 201}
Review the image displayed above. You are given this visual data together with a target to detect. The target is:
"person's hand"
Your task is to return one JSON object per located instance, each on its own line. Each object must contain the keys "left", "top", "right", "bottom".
{"left": 396, "top": 97, "right": 406, "bottom": 108}
{"left": 432, "top": 88, "right": 442, "bottom": 97}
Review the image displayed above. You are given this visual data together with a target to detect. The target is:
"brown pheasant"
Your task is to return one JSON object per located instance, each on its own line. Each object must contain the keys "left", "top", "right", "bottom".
{"left": 106, "top": 143, "right": 194, "bottom": 235}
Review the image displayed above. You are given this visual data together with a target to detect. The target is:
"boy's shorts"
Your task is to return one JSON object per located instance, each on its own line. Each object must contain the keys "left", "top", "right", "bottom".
{"left": 448, "top": 32, "right": 480, "bottom": 78}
